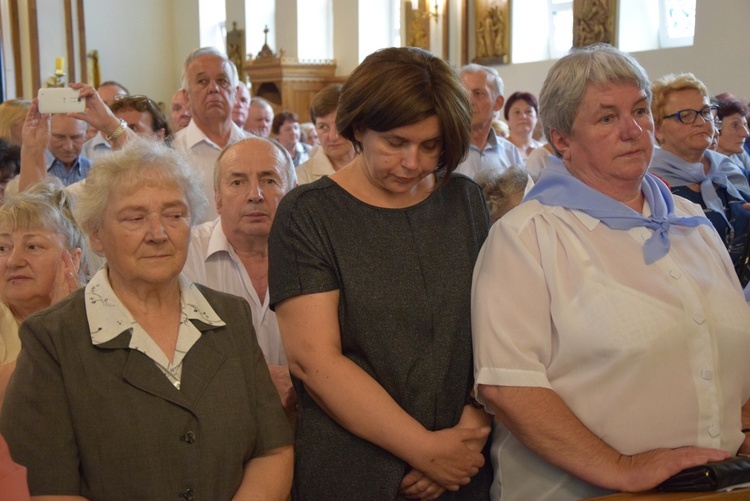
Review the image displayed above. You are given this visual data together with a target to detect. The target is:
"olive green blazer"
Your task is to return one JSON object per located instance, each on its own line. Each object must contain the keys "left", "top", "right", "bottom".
{"left": 0, "top": 285, "right": 292, "bottom": 501}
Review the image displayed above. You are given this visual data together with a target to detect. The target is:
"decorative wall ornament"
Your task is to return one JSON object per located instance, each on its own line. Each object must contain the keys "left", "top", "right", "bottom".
{"left": 473, "top": 0, "right": 510, "bottom": 65}
{"left": 405, "top": 0, "right": 432, "bottom": 49}
{"left": 573, "top": 0, "right": 617, "bottom": 47}
{"left": 245, "top": 26, "right": 338, "bottom": 121}
{"left": 226, "top": 21, "right": 246, "bottom": 81}
{"left": 87, "top": 50, "right": 100, "bottom": 88}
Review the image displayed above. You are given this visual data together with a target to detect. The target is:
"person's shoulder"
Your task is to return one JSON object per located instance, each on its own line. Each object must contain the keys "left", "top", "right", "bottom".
{"left": 192, "top": 283, "right": 248, "bottom": 317}
{"left": 274, "top": 178, "right": 342, "bottom": 232}
{"left": 672, "top": 194, "right": 705, "bottom": 217}
{"left": 446, "top": 172, "right": 482, "bottom": 193}
{"left": 280, "top": 176, "right": 336, "bottom": 207}
{"left": 497, "top": 136, "right": 522, "bottom": 160}
{"left": 22, "top": 289, "right": 87, "bottom": 336}
{"left": 190, "top": 219, "right": 219, "bottom": 242}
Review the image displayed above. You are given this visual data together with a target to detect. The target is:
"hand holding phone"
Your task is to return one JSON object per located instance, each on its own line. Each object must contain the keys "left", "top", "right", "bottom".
{"left": 37, "top": 87, "right": 86, "bottom": 114}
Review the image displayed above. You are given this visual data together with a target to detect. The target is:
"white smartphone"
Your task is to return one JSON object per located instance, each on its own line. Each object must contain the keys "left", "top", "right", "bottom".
{"left": 37, "top": 87, "right": 85, "bottom": 114}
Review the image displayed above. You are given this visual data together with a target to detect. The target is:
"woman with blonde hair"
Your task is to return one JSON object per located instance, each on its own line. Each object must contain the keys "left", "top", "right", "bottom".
{"left": 0, "top": 181, "right": 84, "bottom": 406}
{"left": 0, "top": 100, "right": 31, "bottom": 146}
{"left": 649, "top": 73, "right": 750, "bottom": 285}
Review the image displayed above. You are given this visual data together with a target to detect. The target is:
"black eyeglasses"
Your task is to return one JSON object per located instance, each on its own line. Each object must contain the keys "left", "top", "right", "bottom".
{"left": 663, "top": 105, "right": 719, "bottom": 125}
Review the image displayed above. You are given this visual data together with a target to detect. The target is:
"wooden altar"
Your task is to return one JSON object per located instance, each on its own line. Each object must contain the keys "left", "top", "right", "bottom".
{"left": 243, "top": 32, "right": 339, "bottom": 122}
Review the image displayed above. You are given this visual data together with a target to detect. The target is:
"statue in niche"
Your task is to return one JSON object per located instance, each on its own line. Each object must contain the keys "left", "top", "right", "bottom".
{"left": 477, "top": 15, "right": 495, "bottom": 58}
{"left": 474, "top": 1, "right": 508, "bottom": 64}
{"left": 409, "top": 16, "right": 429, "bottom": 48}
{"left": 226, "top": 21, "right": 246, "bottom": 80}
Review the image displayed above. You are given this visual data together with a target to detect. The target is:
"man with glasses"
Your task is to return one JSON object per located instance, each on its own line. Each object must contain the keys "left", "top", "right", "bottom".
{"left": 232, "top": 81, "right": 251, "bottom": 129}
{"left": 649, "top": 72, "right": 750, "bottom": 286}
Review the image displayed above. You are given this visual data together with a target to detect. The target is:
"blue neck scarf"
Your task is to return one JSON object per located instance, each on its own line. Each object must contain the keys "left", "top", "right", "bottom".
{"left": 649, "top": 148, "right": 750, "bottom": 224}
{"left": 525, "top": 157, "right": 711, "bottom": 264}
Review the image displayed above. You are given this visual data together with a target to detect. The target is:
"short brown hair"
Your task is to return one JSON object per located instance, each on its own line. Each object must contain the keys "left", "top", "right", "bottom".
{"left": 310, "top": 84, "right": 344, "bottom": 124}
{"left": 271, "top": 111, "right": 298, "bottom": 135}
{"left": 336, "top": 47, "right": 472, "bottom": 179}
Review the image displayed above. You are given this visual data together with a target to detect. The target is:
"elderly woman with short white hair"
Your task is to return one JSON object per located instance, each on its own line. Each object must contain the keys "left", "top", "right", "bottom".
{"left": 472, "top": 44, "right": 750, "bottom": 500}
{"left": 1, "top": 139, "right": 293, "bottom": 500}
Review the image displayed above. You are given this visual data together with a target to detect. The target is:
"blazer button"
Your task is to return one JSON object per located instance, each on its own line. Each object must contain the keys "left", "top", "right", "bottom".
{"left": 182, "top": 431, "right": 196, "bottom": 444}
{"left": 180, "top": 488, "right": 195, "bottom": 500}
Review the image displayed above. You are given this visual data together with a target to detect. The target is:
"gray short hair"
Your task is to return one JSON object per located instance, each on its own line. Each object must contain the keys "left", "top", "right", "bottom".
{"left": 460, "top": 63, "right": 504, "bottom": 98}
{"left": 250, "top": 97, "right": 272, "bottom": 109}
{"left": 539, "top": 43, "right": 651, "bottom": 151}
{"left": 213, "top": 135, "right": 296, "bottom": 193}
{"left": 75, "top": 139, "right": 208, "bottom": 237}
{"left": 181, "top": 47, "right": 239, "bottom": 91}
{"left": 474, "top": 165, "right": 528, "bottom": 221}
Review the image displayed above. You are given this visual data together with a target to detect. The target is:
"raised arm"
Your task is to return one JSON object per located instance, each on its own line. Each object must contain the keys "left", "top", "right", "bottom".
{"left": 275, "top": 291, "right": 488, "bottom": 491}
{"left": 19, "top": 99, "right": 51, "bottom": 191}
{"left": 67, "top": 83, "right": 135, "bottom": 150}
{"left": 479, "top": 384, "right": 731, "bottom": 492}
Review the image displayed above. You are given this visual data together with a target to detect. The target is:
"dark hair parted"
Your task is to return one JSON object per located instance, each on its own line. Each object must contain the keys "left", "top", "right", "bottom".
{"left": 504, "top": 91, "right": 539, "bottom": 121}
{"left": 713, "top": 93, "right": 749, "bottom": 122}
{"left": 271, "top": 111, "right": 299, "bottom": 135}
{"left": 310, "top": 84, "right": 344, "bottom": 124}
{"left": 336, "top": 47, "right": 472, "bottom": 178}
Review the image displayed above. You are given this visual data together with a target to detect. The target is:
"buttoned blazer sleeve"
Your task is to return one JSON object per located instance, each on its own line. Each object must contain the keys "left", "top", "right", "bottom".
{"left": 0, "top": 290, "right": 87, "bottom": 496}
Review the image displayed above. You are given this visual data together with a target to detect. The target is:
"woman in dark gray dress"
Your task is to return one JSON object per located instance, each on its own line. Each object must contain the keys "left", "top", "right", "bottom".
{"left": 269, "top": 47, "right": 493, "bottom": 500}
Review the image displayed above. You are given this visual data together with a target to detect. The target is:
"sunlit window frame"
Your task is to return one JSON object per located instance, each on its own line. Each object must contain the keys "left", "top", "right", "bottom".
{"left": 658, "top": 0, "right": 696, "bottom": 48}
{"left": 549, "top": 0, "right": 573, "bottom": 59}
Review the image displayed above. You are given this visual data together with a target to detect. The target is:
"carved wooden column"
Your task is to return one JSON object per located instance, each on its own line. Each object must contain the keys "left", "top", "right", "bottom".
{"left": 573, "top": 0, "right": 617, "bottom": 47}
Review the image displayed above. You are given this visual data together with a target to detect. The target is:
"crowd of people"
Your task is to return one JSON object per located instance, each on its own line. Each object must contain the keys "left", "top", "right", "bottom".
{"left": 0, "top": 42, "right": 748, "bottom": 501}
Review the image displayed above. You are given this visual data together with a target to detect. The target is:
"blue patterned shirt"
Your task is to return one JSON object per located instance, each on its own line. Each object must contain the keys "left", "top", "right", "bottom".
{"left": 45, "top": 150, "right": 93, "bottom": 186}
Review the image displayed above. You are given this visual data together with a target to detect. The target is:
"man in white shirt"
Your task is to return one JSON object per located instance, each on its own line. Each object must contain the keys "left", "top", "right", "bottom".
{"left": 170, "top": 89, "right": 192, "bottom": 133}
{"left": 183, "top": 135, "right": 297, "bottom": 411}
{"left": 232, "top": 81, "right": 251, "bottom": 129}
{"left": 456, "top": 64, "right": 522, "bottom": 179}
{"left": 172, "top": 48, "right": 248, "bottom": 222}
{"left": 244, "top": 97, "right": 274, "bottom": 137}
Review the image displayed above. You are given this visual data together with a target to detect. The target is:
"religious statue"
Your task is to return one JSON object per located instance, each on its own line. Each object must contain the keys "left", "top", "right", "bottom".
{"left": 474, "top": 1, "right": 509, "bottom": 64}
